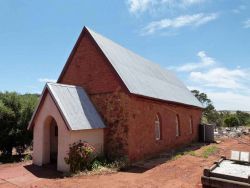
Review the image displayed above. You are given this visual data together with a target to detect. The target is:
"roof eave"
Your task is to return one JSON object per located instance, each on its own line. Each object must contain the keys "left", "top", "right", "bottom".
{"left": 131, "top": 93, "right": 204, "bottom": 109}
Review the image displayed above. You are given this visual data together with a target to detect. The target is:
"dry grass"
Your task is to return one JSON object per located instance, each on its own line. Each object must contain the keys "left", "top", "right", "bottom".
{"left": 200, "top": 145, "right": 218, "bottom": 158}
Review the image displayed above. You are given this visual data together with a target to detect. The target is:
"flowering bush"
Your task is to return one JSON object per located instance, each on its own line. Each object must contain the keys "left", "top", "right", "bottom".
{"left": 64, "top": 140, "right": 96, "bottom": 173}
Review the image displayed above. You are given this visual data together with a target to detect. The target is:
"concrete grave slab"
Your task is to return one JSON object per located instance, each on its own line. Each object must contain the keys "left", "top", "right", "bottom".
{"left": 240, "top": 152, "right": 250, "bottom": 162}
{"left": 231, "top": 150, "right": 240, "bottom": 161}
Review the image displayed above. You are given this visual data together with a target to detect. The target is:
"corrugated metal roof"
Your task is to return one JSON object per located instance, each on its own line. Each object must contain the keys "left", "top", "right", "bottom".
{"left": 87, "top": 27, "right": 203, "bottom": 108}
{"left": 47, "top": 83, "right": 106, "bottom": 130}
{"left": 28, "top": 83, "right": 106, "bottom": 130}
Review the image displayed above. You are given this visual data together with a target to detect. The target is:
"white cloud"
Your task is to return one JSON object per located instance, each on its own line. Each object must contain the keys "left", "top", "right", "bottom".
{"left": 177, "top": 51, "right": 215, "bottom": 72}
{"left": 127, "top": 0, "right": 153, "bottom": 14}
{"left": 243, "top": 19, "right": 250, "bottom": 28}
{"left": 127, "top": 0, "right": 205, "bottom": 14}
{"left": 174, "top": 51, "right": 250, "bottom": 110}
{"left": 172, "top": 51, "right": 249, "bottom": 90}
{"left": 190, "top": 67, "right": 247, "bottom": 89}
{"left": 180, "top": 0, "right": 204, "bottom": 5}
{"left": 142, "top": 13, "right": 218, "bottom": 35}
{"left": 206, "top": 91, "right": 250, "bottom": 111}
{"left": 38, "top": 78, "right": 56, "bottom": 83}
{"left": 187, "top": 85, "right": 250, "bottom": 111}
{"left": 232, "top": 5, "right": 246, "bottom": 14}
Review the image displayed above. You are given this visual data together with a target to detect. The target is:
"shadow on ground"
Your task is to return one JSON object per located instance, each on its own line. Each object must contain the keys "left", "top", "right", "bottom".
{"left": 24, "top": 164, "right": 63, "bottom": 179}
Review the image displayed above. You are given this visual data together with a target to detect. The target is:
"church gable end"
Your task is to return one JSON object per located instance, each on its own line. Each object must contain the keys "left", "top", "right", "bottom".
{"left": 58, "top": 28, "right": 126, "bottom": 95}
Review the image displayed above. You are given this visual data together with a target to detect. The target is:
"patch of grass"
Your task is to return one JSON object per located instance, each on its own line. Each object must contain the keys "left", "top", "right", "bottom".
{"left": 171, "top": 145, "right": 218, "bottom": 159}
{"left": 172, "top": 154, "right": 183, "bottom": 160}
{"left": 201, "top": 145, "right": 218, "bottom": 158}
{"left": 171, "top": 150, "right": 197, "bottom": 160}
{"left": 185, "top": 150, "right": 197, "bottom": 156}
{"left": 90, "top": 156, "right": 129, "bottom": 173}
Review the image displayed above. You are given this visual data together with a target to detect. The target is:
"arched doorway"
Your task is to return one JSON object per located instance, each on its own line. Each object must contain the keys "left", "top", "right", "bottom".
{"left": 50, "top": 118, "right": 58, "bottom": 164}
{"left": 43, "top": 116, "right": 58, "bottom": 166}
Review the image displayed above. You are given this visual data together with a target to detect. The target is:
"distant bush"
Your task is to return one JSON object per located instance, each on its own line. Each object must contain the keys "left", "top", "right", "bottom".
{"left": 236, "top": 111, "right": 250, "bottom": 126}
{"left": 64, "top": 141, "right": 97, "bottom": 173}
{"left": 191, "top": 90, "right": 250, "bottom": 127}
{"left": 224, "top": 116, "right": 240, "bottom": 128}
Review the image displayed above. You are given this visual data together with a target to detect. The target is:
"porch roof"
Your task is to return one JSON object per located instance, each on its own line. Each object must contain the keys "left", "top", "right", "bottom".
{"left": 28, "top": 83, "right": 106, "bottom": 130}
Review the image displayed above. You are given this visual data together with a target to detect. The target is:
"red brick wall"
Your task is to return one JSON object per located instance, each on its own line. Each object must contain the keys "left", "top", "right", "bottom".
{"left": 126, "top": 95, "right": 202, "bottom": 161}
{"left": 91, "top": 90, "right": 202, "bottom": 162}
{"left": 58, "top": 29, "right": 202, "bottom": 162}
{"left": 91, "top": 91, "right": 202, "bottom": 162}
{"left": 91, "top": 91, "right": 130, "bottom": 160}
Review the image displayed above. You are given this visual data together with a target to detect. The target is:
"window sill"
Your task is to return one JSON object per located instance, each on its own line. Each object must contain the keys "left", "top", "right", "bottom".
{"left": 155, "top": 138, "right": 163, "bottom": 142}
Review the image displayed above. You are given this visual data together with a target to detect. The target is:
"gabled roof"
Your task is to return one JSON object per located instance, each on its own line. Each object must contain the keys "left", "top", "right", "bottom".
{"left": 86, "top": 27, "right": 203, "bottom": 108}
{"left": 58, "top": 27, "right": 202, "bottom": 108}
{"left": 28, "top": 83, "right": 106, "bottom": 130}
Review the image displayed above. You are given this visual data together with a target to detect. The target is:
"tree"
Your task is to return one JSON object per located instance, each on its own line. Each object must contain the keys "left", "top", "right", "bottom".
{"left": 191, "top": 90, "right": 219, "bottom": 124}
{"left": 0, "top": 92, "right": 38, "bottom": 156}
{"left": 191, "top": 90, "right": 212, "bottom": 107}
{"left": 235, "top": 111, "right": 250, "bottom": 126}
{"left": 0, "top": 92, "right": 21, "bottom": 155}
{"left": 224, "top": 115, "right": 240, "bottom": 128}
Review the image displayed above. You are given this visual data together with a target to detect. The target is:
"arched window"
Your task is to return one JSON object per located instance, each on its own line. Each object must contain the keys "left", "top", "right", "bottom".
{"left": 155, "top": 114, "right": 161, "bottom": 140}
{"left": 176, "top": 114, "right": 180, "bottom": 137}
{"left": 189, "top": 116, "right": 193, "bottom": 134}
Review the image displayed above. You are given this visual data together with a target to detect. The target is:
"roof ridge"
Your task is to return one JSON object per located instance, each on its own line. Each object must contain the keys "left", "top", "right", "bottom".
{"left": 47, "top": 82, "right": 80, "bottom": 88}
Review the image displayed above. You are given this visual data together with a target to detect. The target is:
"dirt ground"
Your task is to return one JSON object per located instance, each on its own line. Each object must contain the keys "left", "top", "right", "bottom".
{"left": 0, "top": 137, "right": 249, "bottom": 188}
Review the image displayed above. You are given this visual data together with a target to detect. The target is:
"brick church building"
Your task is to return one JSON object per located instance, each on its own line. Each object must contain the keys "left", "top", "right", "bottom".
{"left": 28, "top": 27, "right": 203, "bottom": 172}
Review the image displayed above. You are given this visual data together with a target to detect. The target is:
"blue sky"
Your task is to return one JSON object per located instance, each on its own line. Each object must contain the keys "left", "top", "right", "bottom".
{"left": 0, "top": 0, "right": 250, "bottom": 110}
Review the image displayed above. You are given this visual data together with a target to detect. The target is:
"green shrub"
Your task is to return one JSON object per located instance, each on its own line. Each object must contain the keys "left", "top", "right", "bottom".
{"left": 91, "top": 159, "right": 103, "bottom": 170}
{"left": 64, "top": 141, "right": 97, "bottom": 173}
{"left": 23, "top": 154, "right": 32, "bottom": 161}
